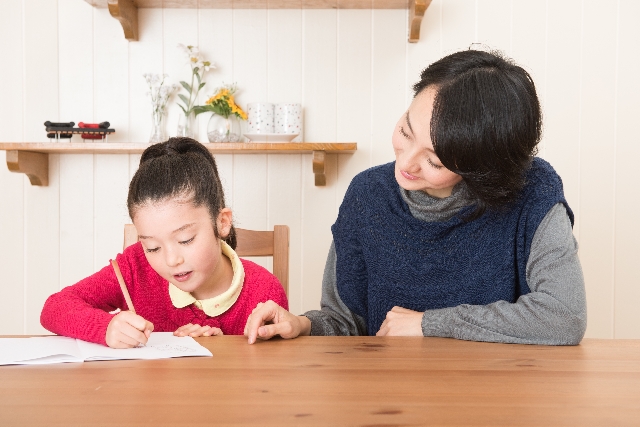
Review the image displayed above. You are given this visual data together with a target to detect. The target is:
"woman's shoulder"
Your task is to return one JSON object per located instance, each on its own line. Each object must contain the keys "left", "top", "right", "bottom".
{"left": 350, "top": 162, "right": 395, "bottom": 186}
{"left": 519, "top": 157, "right": 574, "bottom": 225}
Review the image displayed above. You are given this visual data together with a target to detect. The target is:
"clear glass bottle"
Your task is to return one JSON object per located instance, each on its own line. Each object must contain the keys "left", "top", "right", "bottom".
{"left": 207, "top": 114, "right": 241, "bottom": 143}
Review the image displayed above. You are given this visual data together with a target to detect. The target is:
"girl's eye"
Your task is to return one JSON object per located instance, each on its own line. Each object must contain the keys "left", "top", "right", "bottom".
{"left": 427, "top": 157, "right": 444, "bottom": 169}
{"left": 145, "top": 247, "right": 160, "bottom": 253}
{"left": 180, "top": 237, "right": 195, "bottom": 245}
{"left": 399, "top": 126, "right": 410, "bottom": 138}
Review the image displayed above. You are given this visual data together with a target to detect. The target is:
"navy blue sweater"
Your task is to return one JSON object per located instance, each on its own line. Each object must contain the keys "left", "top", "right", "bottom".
{"left": 332, "top": 158, "right": 573, "bottom": 335}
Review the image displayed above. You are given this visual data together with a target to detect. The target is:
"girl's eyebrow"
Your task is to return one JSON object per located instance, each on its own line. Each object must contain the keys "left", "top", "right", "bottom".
{"left": 138, "top": 223, "right": 195, "bottom": 240}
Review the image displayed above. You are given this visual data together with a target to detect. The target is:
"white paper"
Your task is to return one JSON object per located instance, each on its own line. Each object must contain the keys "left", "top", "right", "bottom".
{"left": 76, "top": 332, "right": 212, "bottom": 361}
{"left": 0, "top": 333, "right": 211, "bottom": 365}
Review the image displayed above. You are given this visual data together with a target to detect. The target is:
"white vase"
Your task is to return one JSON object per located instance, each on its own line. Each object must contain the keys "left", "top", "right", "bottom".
{"left": 207, "top": 114, "right": 242, "bottom": 143}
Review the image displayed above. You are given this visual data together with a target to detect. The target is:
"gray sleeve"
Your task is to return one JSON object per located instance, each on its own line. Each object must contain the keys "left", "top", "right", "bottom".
{"left": 302, "top": 241, "right": 368, "bottom": 336}
{"left": 421, "top": 203, "right": 587, "bottom": 345}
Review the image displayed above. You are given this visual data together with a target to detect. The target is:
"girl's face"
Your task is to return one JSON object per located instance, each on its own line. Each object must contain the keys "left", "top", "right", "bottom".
{"left": 132, "top": 198, "right": 233, "bottom": 300}
{"left": 391, "top": 86, "right": 463, "bottom": 198}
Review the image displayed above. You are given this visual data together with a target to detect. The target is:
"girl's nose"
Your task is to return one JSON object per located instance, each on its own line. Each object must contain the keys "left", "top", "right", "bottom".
{"left": 165, "top": 249, "right": 184, "bottom": 267}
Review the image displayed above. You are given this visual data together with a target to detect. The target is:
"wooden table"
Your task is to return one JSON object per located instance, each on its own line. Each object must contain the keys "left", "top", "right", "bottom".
{"left": 1, "top": 336, "right": 639, "bottom": 426}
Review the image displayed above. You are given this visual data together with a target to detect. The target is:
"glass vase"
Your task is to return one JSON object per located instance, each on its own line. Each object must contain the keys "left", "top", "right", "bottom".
{"left": 176, "top": 112, "right": 195, "bottom": 139}
{"left": 207, "top": 114, "right": 242, "bottom": 143}
{"left": 149, "top": 109, "right": 167, "bottom": 143}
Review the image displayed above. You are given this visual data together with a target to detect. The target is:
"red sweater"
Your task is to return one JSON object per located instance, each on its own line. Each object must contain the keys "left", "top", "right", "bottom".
{"left": 40, "top": 242, "right": 288, "bottom": 345}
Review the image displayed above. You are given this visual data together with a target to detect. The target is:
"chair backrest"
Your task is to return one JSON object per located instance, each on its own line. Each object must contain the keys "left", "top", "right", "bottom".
{"left": 123, "top": 224, "right": 289, "bottom": 296}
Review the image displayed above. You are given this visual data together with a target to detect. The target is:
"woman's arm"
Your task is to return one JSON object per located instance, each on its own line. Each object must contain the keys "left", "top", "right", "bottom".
{"left": 303, "top": 241, "right": 368, "bottom": 336}
{"left": 419, "top": 203, "right": 587, "bottom": 345}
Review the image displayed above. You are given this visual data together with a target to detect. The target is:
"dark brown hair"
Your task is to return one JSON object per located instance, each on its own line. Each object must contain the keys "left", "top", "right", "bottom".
{"left": 127, "top": 137, "right": 236, "bottom": 249}
{"left": 414, "top": 49, "right": 542, "bottom": 219}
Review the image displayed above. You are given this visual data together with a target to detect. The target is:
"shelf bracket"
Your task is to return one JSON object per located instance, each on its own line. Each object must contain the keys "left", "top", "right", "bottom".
{"left": 108, "top": 0, "right": 138, "bottom": 41}
{"left": 6, "top": 150, "right": 49, "bottom": 186}
{"left": 408, "top": 0, "right": 432, "bottom": 43}
{"left": 312, "top": 151, "right": 326, "bottom": 186}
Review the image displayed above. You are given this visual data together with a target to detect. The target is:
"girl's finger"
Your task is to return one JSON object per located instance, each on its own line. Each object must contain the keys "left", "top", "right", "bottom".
{"left": 190, "top": 325, "right": 211, "bottom": 337}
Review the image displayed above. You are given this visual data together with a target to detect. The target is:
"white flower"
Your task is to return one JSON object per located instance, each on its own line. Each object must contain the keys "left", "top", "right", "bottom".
{"left": 177, "top": 43, "right": 190, "bottom": 57}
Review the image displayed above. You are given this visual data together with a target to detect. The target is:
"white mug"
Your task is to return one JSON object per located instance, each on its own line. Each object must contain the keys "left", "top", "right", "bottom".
{"left": 247, "top": 103, "right": 274, "bottom": 134}
{"left": 274, "top": 103, "right": 303, "bottom": 141}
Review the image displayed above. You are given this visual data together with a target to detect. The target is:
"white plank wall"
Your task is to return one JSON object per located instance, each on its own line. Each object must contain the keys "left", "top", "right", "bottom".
{"left": 0, "top": 0, "right": 639, "bottom": 338}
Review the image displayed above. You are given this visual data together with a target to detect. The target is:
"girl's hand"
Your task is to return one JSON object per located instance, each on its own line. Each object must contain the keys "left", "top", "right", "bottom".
{"left": 376, "top": 306, "right": 424, "bottom": 336}
{"left": 244, "top": 300, "right": 311, "bottom": 344}
{"left": 174, "top": 324, "right": 223, "bottom": 337}
{"left": 106, "top": 311, "right": 154, "bottom": 348}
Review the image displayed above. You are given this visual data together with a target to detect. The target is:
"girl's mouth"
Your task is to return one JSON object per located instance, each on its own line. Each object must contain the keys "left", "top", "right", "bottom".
{"left": 173, "top": 271, "right": 193, "bottom": 282}
{"left": 401, "top": 170, "right": 419, "bottom": 180}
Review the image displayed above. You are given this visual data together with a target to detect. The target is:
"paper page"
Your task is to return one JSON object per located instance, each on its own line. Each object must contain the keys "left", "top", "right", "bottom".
{"left": 76, "top": 332, "right": 212, "bottom": 361}
{"left": 0, "top": 336, "right": 84, "bottom": 365}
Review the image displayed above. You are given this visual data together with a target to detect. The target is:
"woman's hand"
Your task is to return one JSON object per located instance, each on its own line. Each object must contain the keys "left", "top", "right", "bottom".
{"left": 106, "top": 311, "right": 154, "bottom": 348}
{"left": 244, "top": 300, "right": 311, "bottom": 344}
{"left": 376, "top": 306, "right": 423, "bottom": 336}
{"left": 174, "top": 324, "right": 223, "bottom": 337}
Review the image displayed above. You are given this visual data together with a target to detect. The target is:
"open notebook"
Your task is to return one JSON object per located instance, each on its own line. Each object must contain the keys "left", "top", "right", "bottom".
{"left": 0, "top": 332, "right": 212, "bottom": 365}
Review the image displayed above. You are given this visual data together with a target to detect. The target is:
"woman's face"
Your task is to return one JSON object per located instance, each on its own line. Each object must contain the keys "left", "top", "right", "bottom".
{"left": 391, "top": 86, "right": 463, "bottom": 198}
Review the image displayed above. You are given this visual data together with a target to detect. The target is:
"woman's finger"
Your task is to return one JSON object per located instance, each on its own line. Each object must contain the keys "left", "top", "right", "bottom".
{"left": 245, "top": 301, "right": 281, "bottom": 344}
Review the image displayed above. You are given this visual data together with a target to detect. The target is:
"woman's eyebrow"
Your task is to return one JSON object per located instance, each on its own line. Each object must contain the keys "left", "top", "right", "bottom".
{"left": 405, "top": 111, "right": 414, "bottom": 134}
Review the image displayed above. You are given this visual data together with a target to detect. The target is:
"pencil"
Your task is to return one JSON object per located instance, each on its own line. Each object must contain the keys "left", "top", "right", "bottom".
{"left": 110, "top": 259, "right": 136, "bottom": 315}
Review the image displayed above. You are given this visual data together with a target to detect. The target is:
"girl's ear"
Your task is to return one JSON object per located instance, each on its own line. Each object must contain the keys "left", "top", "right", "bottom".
{"left": 216, "top": 208, "right": 233, "bottom": 239}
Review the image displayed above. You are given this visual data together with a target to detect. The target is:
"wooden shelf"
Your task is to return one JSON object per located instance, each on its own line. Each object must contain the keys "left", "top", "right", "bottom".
{"left": 0, "top": 142, "right": 356, "bottom": 187}
{"left": 85, "top": 0, "right": 431, "bottom": 43}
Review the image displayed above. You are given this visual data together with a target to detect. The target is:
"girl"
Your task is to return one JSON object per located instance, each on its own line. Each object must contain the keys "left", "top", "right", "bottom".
{"left": 245, "top": 48, "right": 587, "bottom": 345}
{"left": 41, "top": 137, "right": 288, "bottom": 348}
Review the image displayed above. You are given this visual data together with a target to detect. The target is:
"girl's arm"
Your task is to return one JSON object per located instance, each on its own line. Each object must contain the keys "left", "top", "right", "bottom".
{"left": 40, "top": 260, "right": 129, "bottom": 345}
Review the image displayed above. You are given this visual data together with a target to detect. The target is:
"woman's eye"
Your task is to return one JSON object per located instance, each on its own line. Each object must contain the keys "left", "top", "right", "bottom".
{"left": 180, "top": 237, "right": 195, "bottom": 245}
{"left": 427, "top": 157, "right": 444, "bottom": 169}
{"left": 145, "top": 247, "right": 160, "bottom": 253}
{"left": 399, "top": 126, "right": 410, "bottom": 138}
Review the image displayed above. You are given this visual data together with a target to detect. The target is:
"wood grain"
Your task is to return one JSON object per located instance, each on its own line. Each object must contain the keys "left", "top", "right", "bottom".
{"left": 1, "top": 337, "right": 639, "bottom": 426}
{"left": 107, "top": 0, "right": 139, "bottom": 41}
{"left": 5, "top": 150, "right": 48, "bottom": 186}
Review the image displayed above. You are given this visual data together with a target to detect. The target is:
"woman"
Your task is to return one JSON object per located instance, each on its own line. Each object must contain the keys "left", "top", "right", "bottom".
{"left": 244, "top": 49, "right": 587, "bottom": 345}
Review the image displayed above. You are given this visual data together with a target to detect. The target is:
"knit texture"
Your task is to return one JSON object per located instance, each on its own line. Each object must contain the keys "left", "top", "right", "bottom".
{"left": 40, "top": 242, "right": 288, "bottom": 345}
{"left": 332, "top": 158, "right": 572, "bottom": 336}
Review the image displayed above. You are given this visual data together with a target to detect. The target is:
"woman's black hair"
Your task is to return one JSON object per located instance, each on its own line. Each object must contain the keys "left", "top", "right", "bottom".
{"left": 127, "top": 137, "right": 237, "bottom": 249}
{"left": 413, "top": 48, "right": 542, "bottom": 219}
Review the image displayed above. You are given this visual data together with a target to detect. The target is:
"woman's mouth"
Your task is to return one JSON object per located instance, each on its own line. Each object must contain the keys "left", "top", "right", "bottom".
{"left": 173, "top": 271, "right": 193, "bottom": 282}
{"left": 401, "top": 170, "right": 419, "bottom": 181}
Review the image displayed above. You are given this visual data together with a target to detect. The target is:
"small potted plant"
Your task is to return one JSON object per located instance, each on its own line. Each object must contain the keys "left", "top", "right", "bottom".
{"left": 195, "top": 83, "right": 247, "bottom": 143}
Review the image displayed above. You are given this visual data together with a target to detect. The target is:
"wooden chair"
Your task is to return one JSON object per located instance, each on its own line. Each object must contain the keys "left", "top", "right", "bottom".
{"left": 123, "top": 224, "right": 290, "bottom": 296}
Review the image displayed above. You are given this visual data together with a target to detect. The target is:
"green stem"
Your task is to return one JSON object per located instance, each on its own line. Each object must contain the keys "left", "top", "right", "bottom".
{"left": 187, "top": 69, "right": 196, "bottom": 115}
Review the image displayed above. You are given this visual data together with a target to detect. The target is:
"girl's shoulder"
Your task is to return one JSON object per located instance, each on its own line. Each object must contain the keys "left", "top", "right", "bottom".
{"left": 239, "top": 258, "right": 288, "bottom": 308}
{"left": 114, "top": 242, "right": 158, "bottom": 282}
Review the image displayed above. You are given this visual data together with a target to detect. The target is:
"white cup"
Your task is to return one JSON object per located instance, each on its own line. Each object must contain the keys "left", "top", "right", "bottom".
{"left": 274, "top": 104, "right": 302, "bottom": 141}
{"left": 247, "top": 103, "right": 274, "bottom": 134}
